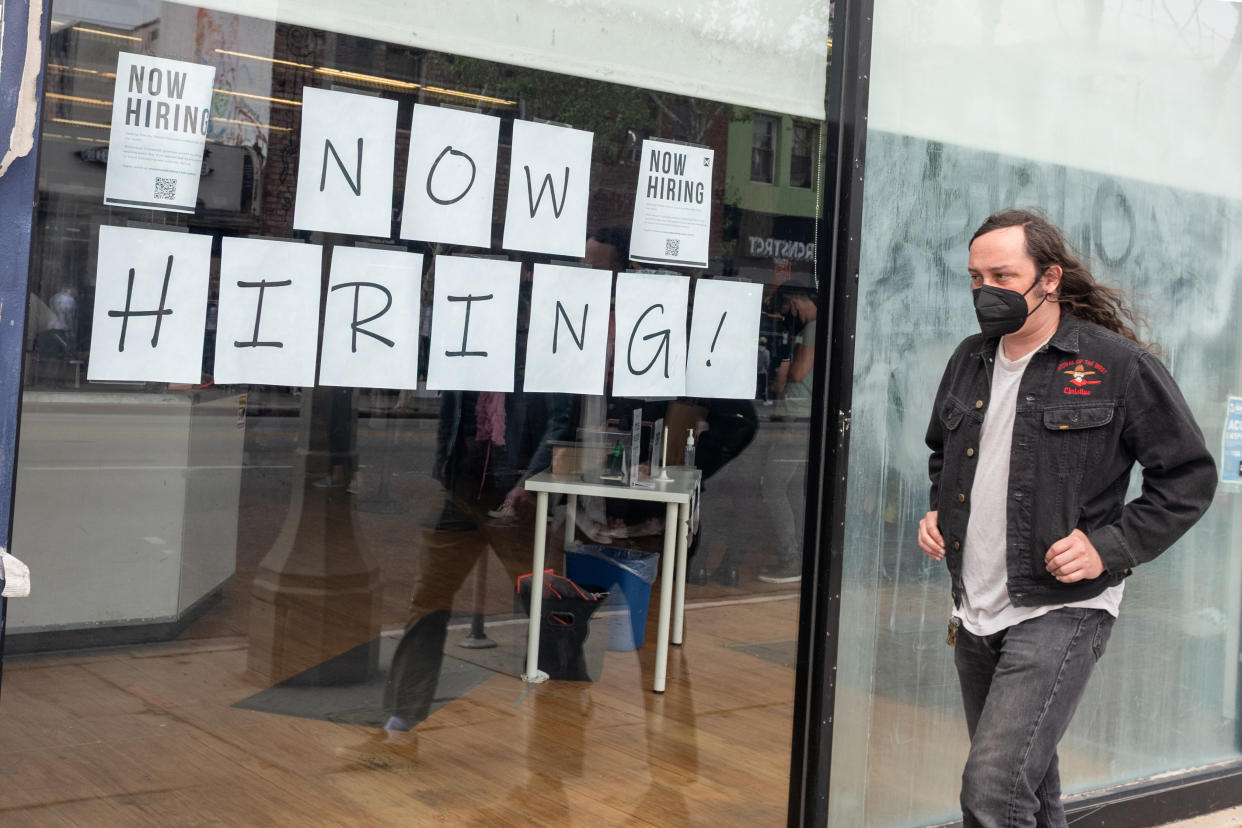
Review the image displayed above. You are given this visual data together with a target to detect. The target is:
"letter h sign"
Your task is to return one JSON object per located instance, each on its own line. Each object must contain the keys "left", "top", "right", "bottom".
{"left": 88, "top": 226, "right": 214, "bottom": 384}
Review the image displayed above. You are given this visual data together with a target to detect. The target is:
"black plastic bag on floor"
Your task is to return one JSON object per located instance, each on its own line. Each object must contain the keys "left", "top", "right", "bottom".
{"left": 517, "top": 570, "right": 607, "bottom": 682}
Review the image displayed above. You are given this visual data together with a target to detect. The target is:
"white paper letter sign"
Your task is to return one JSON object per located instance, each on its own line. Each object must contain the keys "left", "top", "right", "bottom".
{"left": 502, "top": 120, "right": 593, "bottom": 258}
{"left": 293, "top": 87, "right": 398, "bottom": 237}
{"left": 425, "top": 256, "right": 521, "bottom": 392}
{"left": 214, "top": 238, "right": 324, "bottom": 387}
{"left": 629, "top": 138, "right": 714, "bottom": 268}
{"left": 686, "top": 280, "right": 763, "bottom": 399}
{"left": 320, "top": 247, "right": 424, "bottom": 390}
{"left": 400, "top": 105, "right": 500, "bottom": 249}
{"left": 612, "top": 271, "right": 689, "bottom": 398}
{"left": 104, "top": 53, "right": 216, "bottom": 213}
{"left": 88, "top": 226, "right": 213, "bottom": 383}
{"left": 523, "top": 264, "right": 612, "bottom": 395}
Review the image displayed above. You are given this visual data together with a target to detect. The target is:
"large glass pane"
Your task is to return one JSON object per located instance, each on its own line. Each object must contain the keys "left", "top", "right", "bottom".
{"left": 2, "top": 2, "right": 831, "bottom": 822}
{"left": 833, "top": 2, "right": 1242, "bottom": 825}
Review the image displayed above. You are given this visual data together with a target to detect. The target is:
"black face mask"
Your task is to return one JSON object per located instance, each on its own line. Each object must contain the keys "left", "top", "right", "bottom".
{"left": 972, "top": 279, "right": 1044, "bottom": 337}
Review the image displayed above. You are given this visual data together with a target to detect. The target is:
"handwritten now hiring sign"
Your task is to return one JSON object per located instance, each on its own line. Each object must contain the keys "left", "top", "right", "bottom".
{"left": 87, "top": 227, "right": 764, "bottom": 398}
{"left": 290, "top": 91, "right": 592, "bottom": 257}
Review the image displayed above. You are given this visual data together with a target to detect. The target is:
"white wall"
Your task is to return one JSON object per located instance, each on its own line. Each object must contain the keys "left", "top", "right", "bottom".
{"left": 869, "top": 1, "right": 1242, "bottom": 199}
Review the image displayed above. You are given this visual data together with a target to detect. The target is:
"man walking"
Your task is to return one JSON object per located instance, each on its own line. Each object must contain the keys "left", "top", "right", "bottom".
{"left": 917, "top": 209, "right": 1217, "bottom": 827}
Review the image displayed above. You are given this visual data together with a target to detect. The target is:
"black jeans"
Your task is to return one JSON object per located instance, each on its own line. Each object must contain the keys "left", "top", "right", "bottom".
{"left": 954, "top": 608, "right": 1115, "bottom": 828}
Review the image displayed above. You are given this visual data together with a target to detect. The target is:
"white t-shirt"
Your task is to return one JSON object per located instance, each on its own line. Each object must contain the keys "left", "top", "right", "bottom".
{"left": 958, "top": 336, "right": 1123, "bottom": 636}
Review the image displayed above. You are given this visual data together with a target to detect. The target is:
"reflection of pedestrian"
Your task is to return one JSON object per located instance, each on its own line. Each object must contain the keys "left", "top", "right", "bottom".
{"left": 917, "top": 209, "right": 1217, "bottom": 827}
{"left": 686, "top": 398, "right": 759, "bottom": 587}
{"left": 758, "top": 284, "right": 817, "bottom": 584}
{"left": 339, "top": 391, "right": 546, "bottom": 765}
{"left": 49, "top": 286, "right": 78, "bottom": 352}
{"left": 756, "top": 337, "right": 770, "bottom": 402}
{"left": 770, "top": 285, "right": 816, "bottom": 420}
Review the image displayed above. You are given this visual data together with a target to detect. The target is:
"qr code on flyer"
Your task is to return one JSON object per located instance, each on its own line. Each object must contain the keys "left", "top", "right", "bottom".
{"left": 154, "top": 177, "right": 177, "bottom": 201}
{"left": 664, "top": 237, "right": 680, "bottom": 257}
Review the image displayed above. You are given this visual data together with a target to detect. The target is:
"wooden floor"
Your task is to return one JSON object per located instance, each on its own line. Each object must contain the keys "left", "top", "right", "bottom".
{"left": 0, "top": 596, "right": 800, "bottom": 827}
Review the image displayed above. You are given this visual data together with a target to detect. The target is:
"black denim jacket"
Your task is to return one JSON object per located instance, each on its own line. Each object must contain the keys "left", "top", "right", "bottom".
{"left": 926, "top": 313, "right": 1217, "bottom": 608}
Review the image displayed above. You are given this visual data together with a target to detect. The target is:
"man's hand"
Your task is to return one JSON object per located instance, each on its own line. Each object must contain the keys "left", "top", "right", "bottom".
{"left": 918, "top": 510, "right": 945, "bottom": 561}
{"left": 1045, "top": 529, "right": 1105, "bottom": 583}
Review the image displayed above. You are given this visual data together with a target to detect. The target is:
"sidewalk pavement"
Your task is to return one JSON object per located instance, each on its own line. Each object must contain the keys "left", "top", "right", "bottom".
{"left": 1162, "top": 805, "right": 1242, "bottom": 827}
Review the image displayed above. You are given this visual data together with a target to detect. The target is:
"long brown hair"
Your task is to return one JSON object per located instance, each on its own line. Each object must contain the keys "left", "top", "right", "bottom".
{"left": 970, "top": 208, "right": 1156, "bottom": 351}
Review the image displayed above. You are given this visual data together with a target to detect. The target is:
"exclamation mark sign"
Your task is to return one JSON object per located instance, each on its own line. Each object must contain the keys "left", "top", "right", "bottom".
{"left": 706, "top": 312, "right": 726, "bottom": 366}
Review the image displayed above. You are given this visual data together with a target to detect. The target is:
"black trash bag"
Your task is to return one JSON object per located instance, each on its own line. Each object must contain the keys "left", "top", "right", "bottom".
{"left": 517, "top": 570, "right": 607, "bottom": 682}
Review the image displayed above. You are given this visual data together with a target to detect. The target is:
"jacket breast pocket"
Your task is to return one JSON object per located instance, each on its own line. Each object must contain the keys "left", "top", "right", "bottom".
{"left": 1041, "top": 405, "right": 1115, "bottom": 474}
{"left": 938, "top": 397, "right": 967, "bottom": 432}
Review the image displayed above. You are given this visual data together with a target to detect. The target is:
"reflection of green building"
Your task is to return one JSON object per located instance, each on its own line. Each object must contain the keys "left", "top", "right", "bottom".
{"left": 725, "top": 111, "right": 822, "bottom": 286}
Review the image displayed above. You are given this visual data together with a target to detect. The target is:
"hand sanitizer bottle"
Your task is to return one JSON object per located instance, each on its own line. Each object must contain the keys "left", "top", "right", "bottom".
{"left": 684, "top": 429, "right": 696, "bottom": 467}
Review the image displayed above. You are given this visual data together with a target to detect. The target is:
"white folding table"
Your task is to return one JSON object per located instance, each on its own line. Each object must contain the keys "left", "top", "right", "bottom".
{"left": 521, "top": 467, "right": 700, "bottom": 693}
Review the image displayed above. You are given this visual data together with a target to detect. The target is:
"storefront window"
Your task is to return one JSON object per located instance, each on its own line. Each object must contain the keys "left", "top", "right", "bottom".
{"left": 3, "top": 1, "right": 831, "bottom": 822}
{"left": 833, "top": 2, "right": 1242, "bottom": 825}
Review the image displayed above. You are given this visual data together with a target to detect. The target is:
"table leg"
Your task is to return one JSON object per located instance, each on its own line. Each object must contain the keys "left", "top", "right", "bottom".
{"left": 522, "top": 490, "right": 550, "bottom": 684}
{"left": 653, "top": 501, "right": 678, "bottom": 693}
{"left": 673, "top": 501, "right": 689, "bottom": 645}
{"left": 564, "top": 493, "right": 577, "bottom": 550}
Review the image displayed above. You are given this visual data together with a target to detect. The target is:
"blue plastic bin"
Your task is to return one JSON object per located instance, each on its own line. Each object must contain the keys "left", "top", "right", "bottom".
{"left": 565, "top": 544, "right": 660, "bottom": 651}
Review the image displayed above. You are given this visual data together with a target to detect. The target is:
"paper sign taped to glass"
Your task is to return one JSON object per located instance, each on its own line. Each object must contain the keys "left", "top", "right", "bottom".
{"left": 629, "top": 138, "right": 714, "bottom": 268}
{"left": 86, "top": 226, "right": 763, "bottom": 398}
{"left": 1222, "top": 396, "right": 1242, "bottom": 484}
{"left": 1, "top": 547, "right": 31, "bottom": 598}
{"left": 103, "top": 52, "right": 217, "bottom": 214}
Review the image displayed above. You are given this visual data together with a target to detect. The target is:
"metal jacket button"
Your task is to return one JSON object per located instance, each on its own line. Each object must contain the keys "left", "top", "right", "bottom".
{"left": 975, "top": 400, "right": 984, "bottom": 409}
{"left": 966, "top": 448, "right": 975, "bottom": 457}
{"left": 957, "top": 493, "right": 966, "bottom": 502}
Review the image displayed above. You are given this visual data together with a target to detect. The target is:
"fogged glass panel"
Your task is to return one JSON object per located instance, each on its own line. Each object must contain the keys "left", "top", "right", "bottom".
{"left": 832, "top": 2, "right": 1242, "bottom": 826}
{"left": 2, "top": 2, "right": 829, "bottom": 823}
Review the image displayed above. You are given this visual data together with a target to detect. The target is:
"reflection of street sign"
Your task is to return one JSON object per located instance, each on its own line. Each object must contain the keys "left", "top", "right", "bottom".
{"left": 1222, "top": 396, "right": 1242, "bottom": 484}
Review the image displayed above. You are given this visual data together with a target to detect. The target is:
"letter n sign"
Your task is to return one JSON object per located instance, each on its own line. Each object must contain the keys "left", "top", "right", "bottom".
{"left": 293, "top": 87, "right": 398, "bottom": 237}
{"left": 523, "top": 263, "right": 612, "bottom": 395}
{"left": 88, "top": 226, "right": 213, "bottom": 384}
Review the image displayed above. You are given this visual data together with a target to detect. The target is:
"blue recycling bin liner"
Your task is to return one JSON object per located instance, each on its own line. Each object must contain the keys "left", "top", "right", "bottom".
{"left": 565, "top": 544, "right": 660, "bottom": 651}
